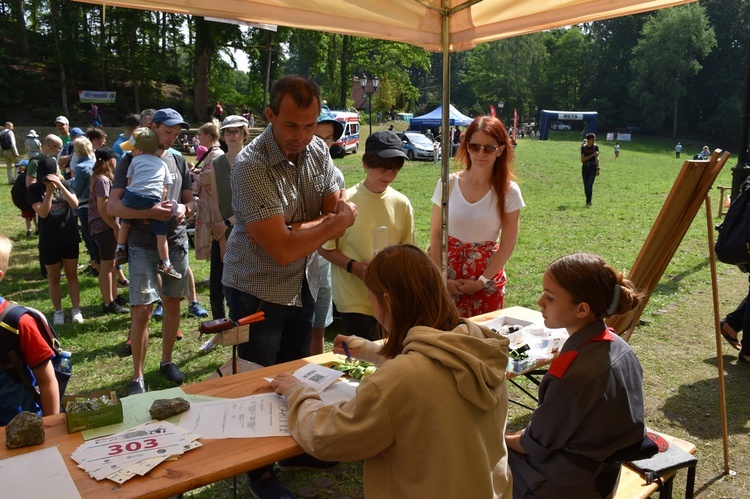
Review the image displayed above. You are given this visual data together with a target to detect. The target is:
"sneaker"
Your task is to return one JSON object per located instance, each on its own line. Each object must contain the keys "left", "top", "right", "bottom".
{"left": 199, "top": 337, "right": 218, "bottom": 353}
{"left": 248, "top": 468, "right": 295, "bottom": 499}
{"left": 53, "top": 310, "right": 64, "bottom": 325}
{"left": 26, "top": 230, "right": 32, "bottom": 237}
{"left": 83, "top": 266, "right": 99, "bottom": 277}
{"left": 71, "top": 309, "right": 84, "bottom": 324}
{"left": 277, "top": 453, "right": 339, "bottom": 471}
{"left": 152, "top": 301, "right": 163, "bottom": 320}
{"left": 176, "top": 330, "right": 184, "bottom": 341}
{"left": 129, "top": 378, "right": 146, "bottom": 396}
{"left": 103, "top": 301, "right": 128, "bottom": 314}
{"left": 157, "top": 263, "right": 182, "bottom": 280}
{"left": 188, "top": 301, "right": 209, "bottom": 318}
{"left": 159, "top": 362, "right": 185, "bottom": 385}
{"left": 117, "top": 278, "right": 129, "bottom": 288}
{"left": 115, "top": 249, "right": 128, "bottom": 265}
{"left": 114, "top": 295, "right": 129, "bottom": 308}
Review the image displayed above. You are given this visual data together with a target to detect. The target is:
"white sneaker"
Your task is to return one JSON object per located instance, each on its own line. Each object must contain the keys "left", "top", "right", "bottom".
{"left": 53, "top": 310, "right": 64, "bottom": 325}
{"left": 199, "top": 337, "right": 219, "bottom": 353}
{"left": 71, "top": 309, "right": 83, "bottom": 324}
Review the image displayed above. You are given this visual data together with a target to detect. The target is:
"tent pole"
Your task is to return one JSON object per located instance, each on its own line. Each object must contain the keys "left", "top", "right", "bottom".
{"left": 439, "top": 2, "right": 451, "bottom": 282}
{"left": 705, "top": 194, "right": 731, "bottom": 474}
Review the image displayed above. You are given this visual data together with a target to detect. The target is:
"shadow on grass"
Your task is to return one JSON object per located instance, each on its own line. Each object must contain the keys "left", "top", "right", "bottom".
{"left": 659, "top": 354, "right": 750, "bottom": 440}
{"left": 652, "top": 259, "right": 710, "bottom": 297}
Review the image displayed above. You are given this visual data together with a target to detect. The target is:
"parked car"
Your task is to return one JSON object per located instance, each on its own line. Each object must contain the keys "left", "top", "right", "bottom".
{"left": 399, "top": 131, "right": 440, "bottom": 161}
{"left": 550, "top": 122, "right": 572, "bottom": 131}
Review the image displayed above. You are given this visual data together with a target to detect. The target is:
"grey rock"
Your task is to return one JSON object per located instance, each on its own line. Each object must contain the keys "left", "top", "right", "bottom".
{"left": 6, "top": 411, "right": 44, "bottom": 448}
{"left": 149, "top": 397, "right": 190, "bottom": 420}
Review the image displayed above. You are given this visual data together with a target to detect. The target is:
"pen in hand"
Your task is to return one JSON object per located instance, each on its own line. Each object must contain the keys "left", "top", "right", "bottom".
{"left": 342, "top": 342, "right": 352, "bottom": 362}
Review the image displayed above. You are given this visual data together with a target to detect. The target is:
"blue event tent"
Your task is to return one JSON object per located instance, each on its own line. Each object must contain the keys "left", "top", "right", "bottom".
{"left": 410, "top": 105, "right": 473, "bottom": 129}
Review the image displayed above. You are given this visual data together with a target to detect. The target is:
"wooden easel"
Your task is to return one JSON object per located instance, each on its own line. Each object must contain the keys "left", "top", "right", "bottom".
{"left": 606, "top": 150, "right": 731, "bottom": 474}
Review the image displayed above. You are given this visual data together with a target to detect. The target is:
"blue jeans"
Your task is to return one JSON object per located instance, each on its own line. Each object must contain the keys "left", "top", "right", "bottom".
{"left": 582, "top": 164, "right": 598, "bottom": 205}
{"left": 121, "top": 190, "right": 167, "bottom": 236}
{"left": 224, "top": 280, "right": 314, "bottom": 367}
{"left": 77, "top": 205, "right": 100, "bottom": 264}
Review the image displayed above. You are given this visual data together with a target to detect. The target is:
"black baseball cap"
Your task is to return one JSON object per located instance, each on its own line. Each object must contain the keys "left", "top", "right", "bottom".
{"left": 95, "top": 147, "right": 117, "bottom": 162}
{"left": 365, "top": 131, "right": 408, "bottom": 159}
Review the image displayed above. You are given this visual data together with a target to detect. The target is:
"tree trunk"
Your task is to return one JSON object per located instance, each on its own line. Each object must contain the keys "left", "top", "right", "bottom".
{"left": 340, "top": 35, "right": 350, "bottom": 108}
{"left": 15, "top": 0, "right": 28, "bottom": 55}
{"left": 128, "top": 13, "right": 140, "bottom": 112}
{"left": 262, "top": 31, "right": 275, "bottom": 112}
{"left": 193, "top": 17, "right": 211, "bottom": 122}
{"left": 672, "top": 93, "right": 678, "bottom": 138}
{"left": 49, "top": 0, "right": 68, "bottom": 116}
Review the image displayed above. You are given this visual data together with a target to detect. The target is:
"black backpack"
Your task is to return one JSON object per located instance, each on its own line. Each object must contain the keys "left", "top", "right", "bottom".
{"left": 11, "top": 171, "right": 32, "bottom": 213}
{"left": 0, "top": 303, "right": 70, "bottom": 410}
{"left": 0, "top": 130, "right": 11, "bottom": 150}
{"left": 715, "top": 182, "right": 750, "bottom": 265}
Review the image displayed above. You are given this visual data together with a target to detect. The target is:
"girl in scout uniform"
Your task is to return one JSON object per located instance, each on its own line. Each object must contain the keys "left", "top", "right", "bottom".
{"left": 507, "top": 253, "right": 647, "bottom": 498}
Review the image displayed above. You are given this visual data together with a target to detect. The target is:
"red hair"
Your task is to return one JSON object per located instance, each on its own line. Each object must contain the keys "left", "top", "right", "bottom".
{"left": 455, "top": 116, "right": 516, "bottom": 222}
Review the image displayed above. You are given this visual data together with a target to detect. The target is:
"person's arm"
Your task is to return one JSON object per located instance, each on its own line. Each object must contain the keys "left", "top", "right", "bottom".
{"left": 429, "top": 202, "right": 462, "bottom": 296}
{"left": 505, "top": 430, "right": 526, "bottom": 454}
{"left": 96, "top": 195, "right": 119, "bottom": 232}
{"left": 319, "top": 247, "right": 367, "bottom": 281}
{"left": 245, "top": 193, "right": 356, "bottom": 266}
{"left": 31, "top": 361, "right": 60, "bottom": 417}
{"left": 108, "top": 188, "right": 173, "bottom": 221}
{"left": 209, "top": 166, "right": 232, "bottom": 241}
{"left": 457, "top": 209, "right": 521, "bottom": 295}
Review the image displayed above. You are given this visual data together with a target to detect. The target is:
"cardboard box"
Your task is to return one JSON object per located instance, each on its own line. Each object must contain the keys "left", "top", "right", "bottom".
{"left": 63, "top": 390, "right": 123, "bottom": 434}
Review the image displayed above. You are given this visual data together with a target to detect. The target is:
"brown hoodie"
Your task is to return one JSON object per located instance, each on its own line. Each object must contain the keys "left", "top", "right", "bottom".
{"left": 283, "top": 319, "right": 512, "bottom": 498}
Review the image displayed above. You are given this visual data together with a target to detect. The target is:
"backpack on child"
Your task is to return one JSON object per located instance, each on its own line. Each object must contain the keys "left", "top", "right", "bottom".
{"left": 0, "top": 303, "right": 71, "bottom": 410}
{"left": 0, "top": 130, "right": 12, "bottom": 151}
{"left": 715, "top": 180, "right": 750, "bottom": 265}
{"left": 11, "top": 170, "right": 32, "bottom": 213}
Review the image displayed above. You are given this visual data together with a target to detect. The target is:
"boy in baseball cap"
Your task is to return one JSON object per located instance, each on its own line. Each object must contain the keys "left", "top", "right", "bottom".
{"left": 319, "top": 130, "right": 413, "bottom": 340}
{"left": 115, "top": 128, "right": 181, "bottom": 279}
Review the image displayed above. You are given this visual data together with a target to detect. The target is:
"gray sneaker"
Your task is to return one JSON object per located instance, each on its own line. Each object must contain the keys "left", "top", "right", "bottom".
{"left": 129, "top": 378, "right": 146, "bottom": 396}
{"left": 159, "top": 362, "right": 185, "bottom": 385}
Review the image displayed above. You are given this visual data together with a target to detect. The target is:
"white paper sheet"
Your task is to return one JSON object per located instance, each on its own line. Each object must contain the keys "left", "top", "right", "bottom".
{"left": 0, "top": 446, "right": 81, "bottom": 498}
{"left": 178, "top": 392, "right": 289, "bottom": 439}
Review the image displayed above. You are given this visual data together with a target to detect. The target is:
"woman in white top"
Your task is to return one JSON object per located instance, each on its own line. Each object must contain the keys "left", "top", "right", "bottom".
{"left": 429, "top": 116, "right": 525, "bottom": 317}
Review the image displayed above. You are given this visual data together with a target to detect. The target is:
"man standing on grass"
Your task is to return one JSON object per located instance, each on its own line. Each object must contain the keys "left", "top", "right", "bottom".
{"left": 0, "top": 122, "right": 22, "bottom": 184}
{"left": 222, "top": 75, "right": 356, "bottom": 498}
{"left": 108, "top": 108, "right": 194, "bottom": 396}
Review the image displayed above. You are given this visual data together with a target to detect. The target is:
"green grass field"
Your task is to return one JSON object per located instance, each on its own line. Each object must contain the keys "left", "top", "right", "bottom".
{"left": 2, "top": 127, "right": 748, "bottom": 497}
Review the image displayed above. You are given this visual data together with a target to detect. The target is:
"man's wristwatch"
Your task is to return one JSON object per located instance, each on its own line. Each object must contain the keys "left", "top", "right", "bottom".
{"left": 224, "top": 219, "right": 231, "bottom": 228}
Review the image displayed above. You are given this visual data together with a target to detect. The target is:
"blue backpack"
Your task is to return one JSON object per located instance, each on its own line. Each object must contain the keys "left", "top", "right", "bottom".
{"left": 0, "top": 303, "right": 70, "bottom": 410}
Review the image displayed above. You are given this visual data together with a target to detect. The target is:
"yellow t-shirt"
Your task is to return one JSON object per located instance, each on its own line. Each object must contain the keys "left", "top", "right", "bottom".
{"left": 322, "top": 181, "right": 414, "bottom": 315}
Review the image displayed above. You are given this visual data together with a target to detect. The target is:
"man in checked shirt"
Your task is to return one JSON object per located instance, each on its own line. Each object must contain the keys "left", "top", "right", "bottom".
{"left": 222, "top": 75, "right": 357, "bottom": 497}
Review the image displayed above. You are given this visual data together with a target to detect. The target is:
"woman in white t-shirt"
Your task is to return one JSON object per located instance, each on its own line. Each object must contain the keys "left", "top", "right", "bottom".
{"left": 429, "top": 116, "right": 525, "bottom": 317}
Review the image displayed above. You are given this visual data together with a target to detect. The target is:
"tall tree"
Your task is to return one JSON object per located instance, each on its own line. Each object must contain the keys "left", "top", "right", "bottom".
{"left": 630, "top": 4, "right": 716, "bottom": 136}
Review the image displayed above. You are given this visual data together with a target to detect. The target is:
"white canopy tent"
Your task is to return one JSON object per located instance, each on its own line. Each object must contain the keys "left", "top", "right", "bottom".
{"left": 74, "top": 0, "right": 698, "bottom": 278}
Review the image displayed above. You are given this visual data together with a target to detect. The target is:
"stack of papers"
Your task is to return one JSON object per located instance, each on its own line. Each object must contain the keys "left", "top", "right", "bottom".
{"left": 71, "top": 420, "right": 201, "bottom": 484}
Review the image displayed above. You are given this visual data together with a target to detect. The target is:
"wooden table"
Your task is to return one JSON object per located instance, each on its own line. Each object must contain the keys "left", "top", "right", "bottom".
{"left": 0, "top": 307, "right": 550, "bottom": 498}
{"left": 0, "top": 358, "right": 315, "bottom": 499}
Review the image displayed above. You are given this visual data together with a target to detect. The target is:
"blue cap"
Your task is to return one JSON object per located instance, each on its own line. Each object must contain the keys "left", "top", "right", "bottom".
{"left": 70, "top": 127, "right": 85, "bottom": 137}
{"left": 317, "top": 110, "right": 344, "bottom": 142}
{"left": 151, "top": 108, "right": 190, "bottom": 129}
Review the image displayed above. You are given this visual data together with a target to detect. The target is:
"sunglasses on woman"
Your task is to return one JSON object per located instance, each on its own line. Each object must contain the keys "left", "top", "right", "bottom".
{"left": 468, "top": 143, "right": 501, "bottom": 154}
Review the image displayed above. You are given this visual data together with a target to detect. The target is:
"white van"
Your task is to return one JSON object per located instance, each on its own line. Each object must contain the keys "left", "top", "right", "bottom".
{"left": 329, "top": 111, "right": 360, "bottom": 158}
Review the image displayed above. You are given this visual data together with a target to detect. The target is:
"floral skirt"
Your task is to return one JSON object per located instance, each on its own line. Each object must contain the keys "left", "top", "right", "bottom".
{"left": 447, "top": 236, "right": 507, "bottom": 317}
